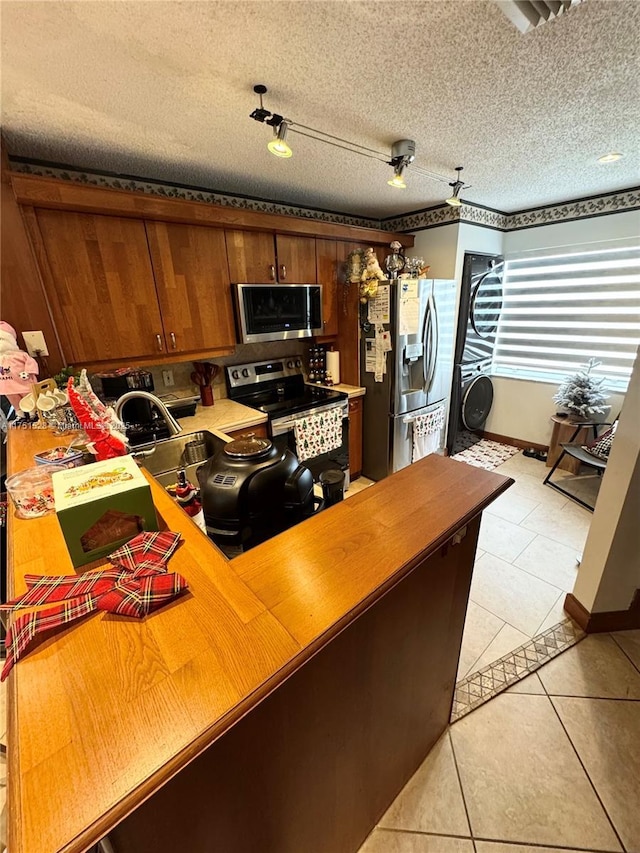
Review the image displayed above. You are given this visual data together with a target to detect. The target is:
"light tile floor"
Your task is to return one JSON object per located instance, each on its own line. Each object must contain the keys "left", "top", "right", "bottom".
{"left": 360, "top": 630, "right": 640, "bottom": 853}
{"left": 457, "top": 452, "right": 594, "bottom": 680}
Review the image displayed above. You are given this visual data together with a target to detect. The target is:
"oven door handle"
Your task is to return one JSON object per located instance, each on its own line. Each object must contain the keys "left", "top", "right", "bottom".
{"left": 271, "top": 402, "right": 348, "bottom": 435}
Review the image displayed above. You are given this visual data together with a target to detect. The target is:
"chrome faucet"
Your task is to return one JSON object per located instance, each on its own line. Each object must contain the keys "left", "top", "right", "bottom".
{"left": 114, "top": 391, "right": 183, "bottom": 437}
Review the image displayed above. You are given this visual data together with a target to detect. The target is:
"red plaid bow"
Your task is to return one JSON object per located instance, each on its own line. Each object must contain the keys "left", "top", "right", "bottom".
{"left": 1, "top": 531, "right": 186, "bottom": 680}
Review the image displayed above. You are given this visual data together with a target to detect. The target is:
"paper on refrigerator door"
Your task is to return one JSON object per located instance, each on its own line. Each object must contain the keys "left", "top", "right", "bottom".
{"left": 374, "top": 325, "right": 388, "bottom": 382}
{"left": 365, "top": 340, "right": 377, "bottom": 373}
{"left": 399, "top": 296, "right": 420, "bottom": 335}
{"left": 367, "top": 285, "right": 390, "bottom": 324}
{"left": 400, "top": 280, "right": 419, "bottom": 299}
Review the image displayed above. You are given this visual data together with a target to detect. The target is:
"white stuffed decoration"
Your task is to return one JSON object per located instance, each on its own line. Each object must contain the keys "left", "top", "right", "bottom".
{"left": 360, "top": 247, "right": 386, "bottom": 302}
{"left": 0, "top": 321, "right": 39, "bottom": 410}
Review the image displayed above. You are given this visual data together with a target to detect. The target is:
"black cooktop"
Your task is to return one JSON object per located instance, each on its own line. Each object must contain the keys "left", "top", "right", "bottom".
{"left": 236, "top": 385, "right": 347, "bottom": 419}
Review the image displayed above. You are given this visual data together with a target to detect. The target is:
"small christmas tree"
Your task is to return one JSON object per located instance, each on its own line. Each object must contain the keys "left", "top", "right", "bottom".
{"left": 553, "top": 358, "right": 609, "bottom": 420}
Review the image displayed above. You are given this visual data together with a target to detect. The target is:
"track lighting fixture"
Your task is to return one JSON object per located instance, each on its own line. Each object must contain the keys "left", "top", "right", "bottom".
{"left": 445, "top": 166, "right": 467, "bottom": 206}
{"left": 267, "top": 121, "right": 293, "bottom": 158}
{"left": 250, "top": 85, "right": 469, "bottom": 206}
{"left": 387, "top": 164, "right": 407, "bottom": 189}
{"left": 387, "top": 139, "right": 414, "bottom": 188}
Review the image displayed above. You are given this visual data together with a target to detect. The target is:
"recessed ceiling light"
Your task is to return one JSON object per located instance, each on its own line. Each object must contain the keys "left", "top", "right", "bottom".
{"left": 598, "top": 152, "right": 624, "bottom": 164}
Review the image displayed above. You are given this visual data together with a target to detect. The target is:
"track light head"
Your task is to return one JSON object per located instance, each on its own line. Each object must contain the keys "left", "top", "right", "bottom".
{"left": 446, "top": 166, "right": 466, "bottom": 206}
{"left": 268, "top": 120, "right": 293, "bottom": 158}
{"left": 387, "top": 140, "right": 415, "bottom": 189}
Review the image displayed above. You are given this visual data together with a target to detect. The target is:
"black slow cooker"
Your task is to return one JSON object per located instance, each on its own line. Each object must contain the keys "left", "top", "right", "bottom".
{"left": 197, "top": 435, "right": 321, "bottom": 556}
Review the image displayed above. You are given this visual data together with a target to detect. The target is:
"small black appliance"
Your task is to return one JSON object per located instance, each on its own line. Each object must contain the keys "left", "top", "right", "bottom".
{"left": 197, "top": 434, "right": 322, "bottom": 556}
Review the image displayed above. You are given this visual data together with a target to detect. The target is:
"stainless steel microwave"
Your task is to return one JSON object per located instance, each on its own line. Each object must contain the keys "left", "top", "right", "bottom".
{"left": 233, "top": 283, "right": 323, "bottom": 344}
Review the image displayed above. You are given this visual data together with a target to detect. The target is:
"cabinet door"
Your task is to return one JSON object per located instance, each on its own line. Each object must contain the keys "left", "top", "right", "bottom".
{"left": 35, "top": 210, "right": 164, "bottom": 363}
{"left": 349, "top": 397, "right": 363, "bottom": 479}
{"left": 275, "top": 235, "right": 317, "bottom": 283}
{"left": 225, "top": 230, "right": 277, "bottom": 283}
{"left": 316, "top": 239, "right": 339, "bottom": 337}
{"left": 225, "top": 423, "right": 269, "bottom": 441}
{"left": 146, "top": 222, "right": 235, "bottom": 354}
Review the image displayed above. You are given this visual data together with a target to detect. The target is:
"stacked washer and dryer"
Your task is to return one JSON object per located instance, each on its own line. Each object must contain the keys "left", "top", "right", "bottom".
{"left": 446, "top": 253, "right": 505, "bottom": 456}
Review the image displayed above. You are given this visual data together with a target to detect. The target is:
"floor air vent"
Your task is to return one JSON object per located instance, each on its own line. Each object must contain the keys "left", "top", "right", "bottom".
{"left": 493, "top": 0, "right": 585, "bottom": 33}
{"left": 212, "top": 473, "right": 237, "bottom": 487}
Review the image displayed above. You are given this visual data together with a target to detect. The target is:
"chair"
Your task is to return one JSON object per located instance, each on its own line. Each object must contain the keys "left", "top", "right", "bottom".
{"left": 543, "top": 421, "right": 615, "bottom": 511}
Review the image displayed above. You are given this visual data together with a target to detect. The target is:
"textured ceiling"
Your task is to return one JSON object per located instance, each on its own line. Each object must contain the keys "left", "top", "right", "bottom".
{"left": 1, "top": 0, "right": 639, "bottom": 217}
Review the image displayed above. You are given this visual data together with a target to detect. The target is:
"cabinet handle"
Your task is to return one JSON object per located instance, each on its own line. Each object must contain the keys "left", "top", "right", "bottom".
{"left": 156, "top": 334, "right": 163, "bottom": 352}
{"left": 170, "top": 332, "right": 177, "bottom": 349}
{"left": 280, "top": 264, "right": 287, "bottom": 280}
{"left": 269, "top": 265, "right": 276, "bottom": 280}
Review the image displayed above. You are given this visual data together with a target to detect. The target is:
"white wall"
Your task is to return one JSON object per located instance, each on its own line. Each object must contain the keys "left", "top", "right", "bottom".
{"left": 504, "top": 210, "right": 640, "bottom": 255}
{"left": 484, "top": 376, "right": 626, "bottom": 446}
{"left": 572, "top": 351, "right": 640, "bottom": 613}
{"left": 412, "top": 224, "right": 460, "bottom": 279}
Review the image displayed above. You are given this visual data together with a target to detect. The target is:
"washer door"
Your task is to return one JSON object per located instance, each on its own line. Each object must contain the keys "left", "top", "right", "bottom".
{"left": 462, "top": 375, "right": 494, "bottom": 430}
{"left": 469, "top": 262, "right": 503, "bottom": 338}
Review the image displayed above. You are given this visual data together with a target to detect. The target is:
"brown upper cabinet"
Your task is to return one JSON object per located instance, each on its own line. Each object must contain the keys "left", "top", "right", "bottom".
{"left": 35, "top": 210, "right": 165, "bottom": 363}
{"left": 315, "top": 239, "right": 339, "bottom": 338}
{"left": 33, "top": 210, "right": 236, "bottom": 365}
{"left": 226, "top": 231, "right": 317, "bottom": 284}
{"left": 274, "top": 235, "right": 317, "bottom": 283}
{"left": 145, "top": 221, "right": 235, "bottom": 354}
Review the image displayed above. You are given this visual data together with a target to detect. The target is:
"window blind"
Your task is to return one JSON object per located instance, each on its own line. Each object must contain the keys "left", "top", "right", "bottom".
{"left": 493, "top": 244, "right": 640, "bottom": 391}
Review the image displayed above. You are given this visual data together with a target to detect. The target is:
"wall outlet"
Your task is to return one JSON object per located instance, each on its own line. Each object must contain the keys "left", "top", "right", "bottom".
{"left": 162, "top": 369, "right": 175, "bottom": 387}
{"left": 22, "top": 330, "right": 50, "bottom": 357}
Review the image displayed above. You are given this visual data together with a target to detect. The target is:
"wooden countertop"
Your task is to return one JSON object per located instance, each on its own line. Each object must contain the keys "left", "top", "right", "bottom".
{"left": 6, "top": 427, "right": 512, "bottom": 853}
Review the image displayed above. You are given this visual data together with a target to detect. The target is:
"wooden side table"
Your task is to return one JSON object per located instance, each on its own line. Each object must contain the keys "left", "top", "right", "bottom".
{"left": 546, "top": 416, "right": 594, "bottom": 474}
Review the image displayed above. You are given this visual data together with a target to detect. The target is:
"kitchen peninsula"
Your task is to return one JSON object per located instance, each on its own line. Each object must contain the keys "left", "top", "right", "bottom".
{"left": 7, "top": 427, "right": 512, "bottom": 853}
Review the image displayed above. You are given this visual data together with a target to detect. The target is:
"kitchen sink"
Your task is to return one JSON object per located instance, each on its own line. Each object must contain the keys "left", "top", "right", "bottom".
{"left": 136, "top": 430, "right": 225, "bottom": 489}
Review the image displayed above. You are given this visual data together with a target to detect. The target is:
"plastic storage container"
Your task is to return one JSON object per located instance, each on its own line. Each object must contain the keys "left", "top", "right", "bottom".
{"left": 34, "top": 446, "right": 85, "bottom": 468}
{"left": 5, "top": 464, "right": 67, "bottom": 519}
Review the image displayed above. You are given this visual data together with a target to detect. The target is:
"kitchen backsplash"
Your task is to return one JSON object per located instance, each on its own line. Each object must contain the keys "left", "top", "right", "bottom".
{"left": 92, "top": 341, "right": 309, "bottom": 401}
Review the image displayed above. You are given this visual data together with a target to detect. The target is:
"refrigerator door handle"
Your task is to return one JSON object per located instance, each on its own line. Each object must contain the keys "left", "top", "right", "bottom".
{"left": 427, "top": 294, "right": 439, "bottom": 392}
{"left": 422, "top": 298, "right": 431, "bottom": 389}
{"left": 423, "top": 294, "right": 438, "bottom": 392}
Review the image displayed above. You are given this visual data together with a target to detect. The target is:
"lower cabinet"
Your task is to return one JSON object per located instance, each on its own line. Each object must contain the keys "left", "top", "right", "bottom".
{"left": 348, "top": 396, "right": 363, "bottom": 479}
{"left": 225, "top": 423, "right": 269, "bottom": 441}
{"left": 110, "top": 516, "right": 480, "bottom": 853}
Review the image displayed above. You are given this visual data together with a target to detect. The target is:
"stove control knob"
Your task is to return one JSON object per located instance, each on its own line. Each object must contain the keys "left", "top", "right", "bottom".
{"left": 295, "top": 358, "right": 302, "bottom": 368}
{"left": 231, "top": 370, "right": 239, "bottom": 380}
{"left": 287, "top": 360, "right": 295, "bottom": 369}
{"left": 242, "top": 368, "right": 250, "bottom": 378}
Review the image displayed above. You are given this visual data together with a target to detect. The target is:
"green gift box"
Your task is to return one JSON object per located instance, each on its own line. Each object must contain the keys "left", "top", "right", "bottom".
{"left": 52, "top": 455, "right": 159, "bottom": 568}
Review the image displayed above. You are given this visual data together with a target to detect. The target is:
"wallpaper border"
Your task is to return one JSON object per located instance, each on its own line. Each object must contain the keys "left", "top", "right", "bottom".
{"left": 9, "top": 158, "right": 639, "bottom": 235}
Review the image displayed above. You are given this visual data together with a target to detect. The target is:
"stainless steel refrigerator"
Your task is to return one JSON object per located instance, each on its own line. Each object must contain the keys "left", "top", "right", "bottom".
{"left": 360, "top": 278, "right": 457, "bottom": 481}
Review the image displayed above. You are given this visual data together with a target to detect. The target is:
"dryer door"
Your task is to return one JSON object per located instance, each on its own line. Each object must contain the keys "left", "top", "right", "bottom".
{"left": 462, "top": 374, "right": 494, "bottom": 430}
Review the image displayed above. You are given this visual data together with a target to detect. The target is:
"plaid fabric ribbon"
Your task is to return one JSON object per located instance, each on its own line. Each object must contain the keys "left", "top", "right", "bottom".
{"left": 1, "top": 531, "right": 186, "bottom": 680}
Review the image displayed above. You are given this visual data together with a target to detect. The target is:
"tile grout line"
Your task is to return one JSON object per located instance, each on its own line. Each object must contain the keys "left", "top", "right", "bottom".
{"left": 466, "top": 594, "right": 543, "bottom": 640}
{"left": 471, "top": 832, "right": 626, "bottom": 853}
{"left": 463, "top": 619, "right": 507, "bottom": 680}
{"left": 543, "top": 684, "right": 628, "bottom": 853}
{"left": 531, "top": 589, "right": 566, "bottom": 637}
{"left": 504, "top": 558, "right": 570, "bottom": 598}
{"left": 446, "top": 729, "right": 477, "bottom": 851}
{"left": 609, "top": 632, "right": 640, "bottom": 676}
{"left": 519, "top": 521, "right": 590, "bottom": 552}
{"left": 372, "top": 827, "right": 476, "bottom": 842}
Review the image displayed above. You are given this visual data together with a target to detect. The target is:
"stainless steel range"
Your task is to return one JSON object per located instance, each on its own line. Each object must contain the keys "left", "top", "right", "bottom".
{"left": 226, "top": 358, "right": 350, "bottom": 486}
